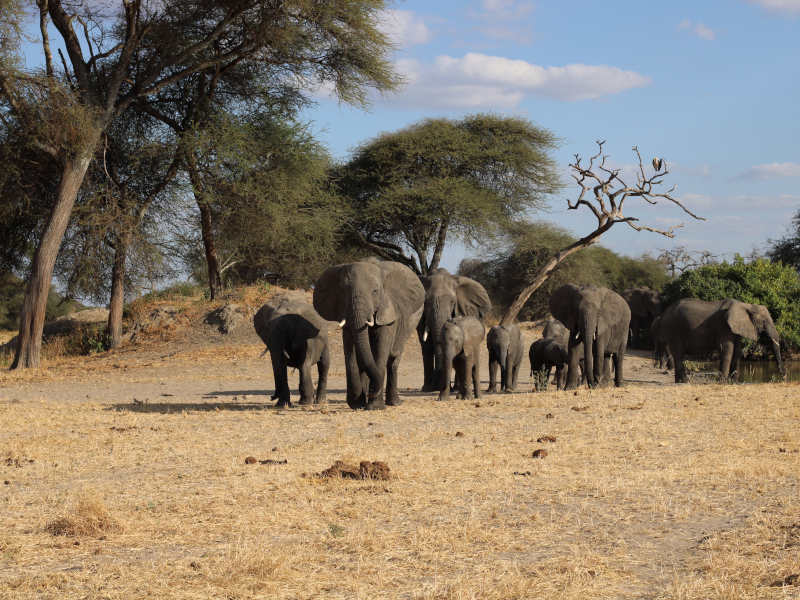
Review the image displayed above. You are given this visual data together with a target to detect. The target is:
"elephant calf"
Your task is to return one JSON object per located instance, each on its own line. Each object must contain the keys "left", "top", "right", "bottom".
{"left": 486, "top": 323, "right": 523, "bottom": 393}
{"left": 439, "top": 316, "right": 485, "bottom": 401}
{"left": 253, "top": 295, "right": 329, "bottom": 407}
{"left": 529, "top": 318, "right": 584, "bottom": 390}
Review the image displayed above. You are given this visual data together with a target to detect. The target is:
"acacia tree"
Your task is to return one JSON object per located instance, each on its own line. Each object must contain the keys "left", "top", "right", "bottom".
{"left": 501, "top": 141, "right": 705, "bottom": 325}
{"left": 0, "top": 0, "right": 398, "bottom": 368}
{"left": 768, "top": 209, "right": 800, "bottom": 271}
{"left": 335, "top": 115, "right": 561, "bottom": 276}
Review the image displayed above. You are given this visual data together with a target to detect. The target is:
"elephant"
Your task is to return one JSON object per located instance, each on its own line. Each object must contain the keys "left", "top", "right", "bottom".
{"left": 659, "top": 298, "right": 783, "bottom": 383}
{"left": 528, "top": 318, "right": 584, "bottom": 390}
{"left": 313, "top": 259, "right": 425, "bottom": 410}
{"left": 622, "top": 287, "right": 663, "bottom": 349}
{"left": 438, "top": 316, "right": 485, "bottom": 401}
{"left": 417, "top": 268, "right": 491, "bottom": 392}
{"left": 486, "top": 323, "right": 523, "bottom": 393}
{"left": 549, "top": 284, "right": 631, "bottom": 388}
{"left": 649, "top": 314, "right": 673, "bottom": 369}
{"left": 253, "top": 295, "right": 329, "bottom": 407}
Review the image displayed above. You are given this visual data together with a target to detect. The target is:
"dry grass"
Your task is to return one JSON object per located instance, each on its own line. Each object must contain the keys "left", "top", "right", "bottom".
{"left": 0, "top": 322, "right": 798, "bottom": 599}
{"left": 44, "top": 493, "right": 123, "bottom": 537}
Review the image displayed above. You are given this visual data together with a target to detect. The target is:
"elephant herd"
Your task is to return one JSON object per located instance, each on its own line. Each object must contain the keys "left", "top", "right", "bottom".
{"left": 253, "top": 259, "right": 785, "bottom": 409}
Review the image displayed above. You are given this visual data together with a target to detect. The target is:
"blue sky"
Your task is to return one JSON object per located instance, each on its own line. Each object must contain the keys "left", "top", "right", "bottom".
{"left": 304, "top": 0, "right": 800, "bottom": 271}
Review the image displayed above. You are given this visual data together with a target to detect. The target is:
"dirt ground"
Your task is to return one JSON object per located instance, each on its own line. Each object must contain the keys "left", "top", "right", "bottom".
{"left": 1, "top": 322, "right": 799, "bottom": 599}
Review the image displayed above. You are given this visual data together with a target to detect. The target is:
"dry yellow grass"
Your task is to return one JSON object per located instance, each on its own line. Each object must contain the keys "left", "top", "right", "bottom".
{"left": 1, "top": 327, "right": 798, "bottom": 599}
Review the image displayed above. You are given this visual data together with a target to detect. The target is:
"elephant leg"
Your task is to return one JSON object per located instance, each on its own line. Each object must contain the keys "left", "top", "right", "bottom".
{"left": 385, "top": 354, "right": 402, "bottom": 406}
{"left": 270, "top": 349, "right": 291, "bottom": 408}
{"left": 593, "top": 339, "right": 607, "bottom": 388}
{"left": 421, "top": 339, "right": 437, "bottom": 392}
{"left": 298, "top": 362, "right": 314, "bottom": 405}
{"left": 487, "top": 356, "right": 498, "bottom": 393}
{"left": 673, "top": 349, "right": 688, "bottom": 383}
{"left": 719, "top": 340, "right": 734, "bottom": 382}
{"left": 456, "top": 356, "right": 469, "bottom": 399}
{"left": 510, "top": 362, "right": 519, "bottom": 392}
{"left": 565, "top": 343, "right": 581, "bottom": 389}
{"left": 603, "top": 354, "right": 613, "bottom": 387}
{"left": 613, "top": 350, "right": 624, "bottom": 387}
{"left": 730, "top": 341, "right": 743, "bottom": 380}
{"left": 315, "top": 345, "right": 329, "bottom": 405}
{"left": 364, "top": 326, "right": 391, "bottom": 411}
{"left": 342, "top": 328, "right": 366, "bottom": 409}
{"left": 472, "top": 352, "right": 481, "bottom": 399}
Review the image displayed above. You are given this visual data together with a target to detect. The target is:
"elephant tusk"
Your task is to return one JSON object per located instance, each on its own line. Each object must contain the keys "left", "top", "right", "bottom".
{"left": 283, "top": 350, "right": 291, "bottom": 360}
{"left": 423, "top": 329, "right": 428, "bottom": 342}
{"left": 365, "top": 318, "right": 375, "bottom": 327}
{"left": 338, "top": 319, "right": 346, "bottom": 328}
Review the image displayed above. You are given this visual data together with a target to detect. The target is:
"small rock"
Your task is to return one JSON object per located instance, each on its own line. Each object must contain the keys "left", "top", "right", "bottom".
{"left": 770, "top": 574, "right": 799, "bottom": 587}
{"left": 455, "top": 431, "right": 464, "bottom": 437}
{"left": 244, "top": 456, "right": 257, "bottom": 464}
{"left": 532, "top": 449, "right": 548, "bottom": 459}
{"left": 259, "top": 459, "right": 288, "bottom": 465}
{"left": 545, "top": 413, "right": 554, "bottom": 419}
{"left": 3, "top": 480, "right": 9, "bottom": 485}
{"left": 537, "top": 435, "right": 557, "bottom": 443}
{"left": 271, "top": 447, "right": 278, "bottom": 452}
{"left": 513, "top": 471, "right": 532, "bottom": 476}
{"left": 190, "top": 561, "right": 201, "bottom": 571}
{"left": 474, "top": 402, "right": 481, "bottom": 408}
{"left": 571, "top": 406, "right": 589, "bottom": 412}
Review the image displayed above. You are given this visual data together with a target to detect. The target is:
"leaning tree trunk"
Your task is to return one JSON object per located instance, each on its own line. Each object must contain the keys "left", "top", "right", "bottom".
{"left": 12, "top": 155, "right": 93, "bottom": 369}
{"left": 500, "top": 223, "right": 613, "bottom": 326}
{"left": 107, "top": 236, "right": 129, "bottom": 349}
{"left": 198, "top": 200, "right": 222, "bottom": 300}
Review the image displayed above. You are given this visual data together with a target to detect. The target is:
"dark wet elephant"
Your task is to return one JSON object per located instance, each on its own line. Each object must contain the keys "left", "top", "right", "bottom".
{"left": 253, "top": 295, "right": 330, "bottom": 407}
{"left": 549, "top": 285, "right": 631, "bottom": 388}
{"left": 438, "top": 316, "right": 485, "bottom": 401}
{"left": 417, "top": 268, "right": 491, "bottom": 392}
{"left": 622, "top": 287, "right": 663, "bottom": 348}
{"left": 659, "top": 298, "right": 783, "bottom": 383}
{"left": 313, "top": 259, "right": 425, "bottom": 410}
{"left": 486, "top": 323, "right": 523, "bottom": 393}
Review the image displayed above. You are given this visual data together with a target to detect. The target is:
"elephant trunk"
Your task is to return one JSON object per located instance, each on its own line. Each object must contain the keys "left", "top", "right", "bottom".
{"left": 582, "top": 312, "right": 597, "bottom": 387}
{"left": 438, "top": 346, "right": 455, "bottom": 401}
{"left": 427, "top": 299, "right": 451, "bottom": 376}
{"left": 500, "top": 345, "right": 510, "bottom": 389}
{"left": 770, "top": 338, "right": 784, "bottom": 375}
{"left": 351, "top": 306, "right": 382, "bottom": 391}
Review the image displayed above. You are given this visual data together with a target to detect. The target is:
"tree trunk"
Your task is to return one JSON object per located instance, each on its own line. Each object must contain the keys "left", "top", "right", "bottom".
{"left": 107, "top": 236, "right": 128, "bottom": 349}
{"left": 428, "top": 219, "right": 449, "bottom": 273}
{"left": 12, "top": 155, "right": 93, "bottom": 369}
{"left": 500, "top": 222, "right": 613, "bottom": 326}
{"left": 186, "top": 163, "right": 221, "bottom": 300}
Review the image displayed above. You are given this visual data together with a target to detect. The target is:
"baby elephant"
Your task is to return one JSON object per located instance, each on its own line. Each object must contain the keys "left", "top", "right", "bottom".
{"left": 486, "top": 323, "right": 523, "bottom": 393}
{"left": 438, "top": 316, "right": 485, "bottom": 401}
{"left": 529, "top": 338, "right": 570, "bottom": 390}
{"left": 253, "top": 295, "right": 330, "bottom": 407}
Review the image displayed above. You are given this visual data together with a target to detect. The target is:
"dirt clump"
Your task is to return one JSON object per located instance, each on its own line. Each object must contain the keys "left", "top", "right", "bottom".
{"left": 545, "top": 413, "right": 554, "bottom": 419}
{"left": 537, "top": 435, "right": 557, "bottom": 443}
{"left": 770, "top": 574, "right": 799, "bottom": 587}
{"left": 532, "top": 449, "right": 548, "bottom": 459}
{"left": 244, "top": 456, "right": 258, "bottom": 464}
{"left": 317, "top": 460, "right": 391, "bottom": 480}
{"left": 571, "top": 406, "right": 589, "bottom": 412}
{"left": 455, "top": 431, "right": 464, "bottom": 437}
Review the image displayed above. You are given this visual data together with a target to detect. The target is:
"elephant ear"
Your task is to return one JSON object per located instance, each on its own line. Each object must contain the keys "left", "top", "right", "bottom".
{"left": 376, "top": 261, "right": 425, "bottom": 325}
{"left": 454, "top": 276, "right": 492, "bottom": 319}
{"left": 313, "top": 265, "right": 347, "bottom": 322}
{"left": 724, "top": 300, "right": 758, "bottom": 340}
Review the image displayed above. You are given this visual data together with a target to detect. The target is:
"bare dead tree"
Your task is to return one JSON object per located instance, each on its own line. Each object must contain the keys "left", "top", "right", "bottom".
{"left": 657, "top": 246, "right": 718, "bottom": 278}
{"left": 500, "top": 141, "right": 706, "bottom": 325}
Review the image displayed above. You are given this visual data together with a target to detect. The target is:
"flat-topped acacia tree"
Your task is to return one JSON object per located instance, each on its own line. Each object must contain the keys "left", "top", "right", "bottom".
{"left": 0, "top": 0, "right": 398, "bottom": 369}
{"left": 500, "top": 141, "right": 705, "bottom": 326}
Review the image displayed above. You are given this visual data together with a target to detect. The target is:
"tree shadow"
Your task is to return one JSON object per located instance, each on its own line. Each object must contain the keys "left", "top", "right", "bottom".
{"left": 107, "top": 389, "right": 351, "bottom": 413}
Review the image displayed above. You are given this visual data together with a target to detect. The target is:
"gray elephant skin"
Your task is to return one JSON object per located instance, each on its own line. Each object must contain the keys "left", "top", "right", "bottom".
{"left": 649, "top": 314, "right": 673, "bottom": 369}
{"left": 438, "top": 316, "right": 485, "bottom": 401}
{"left": 418, "top": 268, "right": 491, "bottom": 391}
{"left": 622, "top": 287, "right": 662, "bottom": 348}
{"left": 253, "top": 295, "right": 330, "bottom": 407}
{"left": 313, "top": 259, "right": 424, "bottom": 410}
{"left": 549, "top": 284, "right": 631, "bottom": 388}
{"left": 528, "top": 318, "right": 581, "bottom": 390}
{"left": 659, "top": 298, "right": 782, "bottom": 383}
{"left": 486, "top": 323, "right": 523, "bottom": 392}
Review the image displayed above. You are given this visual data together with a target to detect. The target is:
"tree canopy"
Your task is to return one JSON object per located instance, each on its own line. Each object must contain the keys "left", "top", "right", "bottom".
{"left": 335, "top": 114, "right": 561, "bottom": 276}
{"left": 767, "top": 209, "right": 800, "bottom": 271}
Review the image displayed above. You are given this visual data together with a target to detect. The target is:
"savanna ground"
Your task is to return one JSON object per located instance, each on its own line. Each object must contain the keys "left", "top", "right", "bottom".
{"left": 1, "top": 306, "right": 799, "bottom": 599}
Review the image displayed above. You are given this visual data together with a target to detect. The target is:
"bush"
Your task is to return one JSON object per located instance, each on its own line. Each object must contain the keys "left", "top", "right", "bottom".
{"left": 661, "top": 256, "right": 800, "bottom": 350}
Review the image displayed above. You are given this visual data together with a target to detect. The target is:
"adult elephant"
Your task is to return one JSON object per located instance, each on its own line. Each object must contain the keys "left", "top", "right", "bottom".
{"left": 314, "top": 259, "right": 425, "bottom": 410}
{"left": 622, "top": 287, "right": 662, "bottom": 348}
{"left": 486, "top": 323, "right": 523, "bottom": 393}
{"left": 549, "top": 284, "right": 631, "bottom": 388}
{"left": 417, "top": 268, "right": 491, "bottom": 392}
{"left": 659, "top": 298, "right": 783, "bottom": 383}
{"left": 253, "top": 295, "right": 329, "bottom": 407}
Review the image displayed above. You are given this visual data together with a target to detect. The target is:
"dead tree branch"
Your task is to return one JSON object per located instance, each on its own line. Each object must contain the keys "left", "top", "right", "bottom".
{"left": 500, "top": 141, "right": 705, "bottom": 325}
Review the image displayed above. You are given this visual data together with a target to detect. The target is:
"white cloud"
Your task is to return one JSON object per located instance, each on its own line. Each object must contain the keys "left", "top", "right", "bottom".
{"left": 383, "top": 53, "right": 651, "bottom": 108}
{"left": 678, "top": 19, "right": 716, "bottom": 40}
{"left": 480, "top": 0, "right": 535, "bottom": 19}
{"left": 738, "top": 162, "right": 800, "bottom": 179}
{"left": 747, "top": 0, "right": 800, "bottom": 15}
{"left": 378, "top": 9, "right": 431, "bottom": 48}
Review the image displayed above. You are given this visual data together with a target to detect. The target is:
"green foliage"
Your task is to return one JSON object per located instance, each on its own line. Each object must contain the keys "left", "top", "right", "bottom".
{"left": 336, "top": 114, "right": 561, "bottom": 274}
{"left": 767, "top": 209, "right": 800, "bottom": 271}
{"left": 0, "top": 272, "right": 84, "bottom": 331}
{"left": 661, "top": 256, "right": 800, "bottom": 349}
{"left": 458, "top": 221, "right": 669, "bottom": 320}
